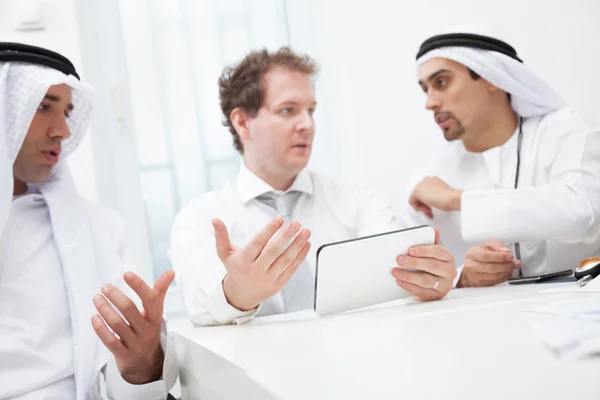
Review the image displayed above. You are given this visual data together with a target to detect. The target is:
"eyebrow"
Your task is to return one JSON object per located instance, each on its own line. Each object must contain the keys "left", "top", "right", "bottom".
{"left": 276, "top": 100, "right": 318, "bottom": 107}
{"left": 44, "top": 94, "right": 74, "bottom": 111}
{"left": 418, "top": 69, "right": 452, "bottom": 86}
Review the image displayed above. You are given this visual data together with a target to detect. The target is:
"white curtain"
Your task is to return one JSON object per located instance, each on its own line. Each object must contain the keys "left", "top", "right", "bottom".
{"left": 118, "top": 0, "right": 290, "bottom": 279}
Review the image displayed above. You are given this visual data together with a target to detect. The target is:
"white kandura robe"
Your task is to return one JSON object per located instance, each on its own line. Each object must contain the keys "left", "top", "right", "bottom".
{"left": 400, "top": 108, "right": 600, "bottom": 277}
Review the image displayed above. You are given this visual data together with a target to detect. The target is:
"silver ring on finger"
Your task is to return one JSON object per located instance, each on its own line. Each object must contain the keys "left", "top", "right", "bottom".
{"left": 432, "top": 276, "right": 439, "bottom": 290}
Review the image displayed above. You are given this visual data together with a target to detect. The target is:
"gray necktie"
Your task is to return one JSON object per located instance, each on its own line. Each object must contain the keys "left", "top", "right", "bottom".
{"left": 255, "top": 191, "right": 314, "bottom": 312}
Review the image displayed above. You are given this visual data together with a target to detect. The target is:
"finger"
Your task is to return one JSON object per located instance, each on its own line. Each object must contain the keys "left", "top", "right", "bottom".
{"left": 256, "top": 221, "right": 303, "bottom": 267}
{"left": 153, "top": 270, "right": 176, "bottom": 306}
{"left": 91, "top": 314, "right": 126, "bottom": 355}
{"left": 123, "top": 272, "right": 161, "bottom": 326}
{"left": 396, "top": 280, "right": 446, "bottom": 302}
{"left": 240, "top": 217, "right": 285, "bottom": 262}
{"left": 477, "top": 271, "right": 514, "bottom": 286}
{"left": 483, "top": 239, "right": 510, "bottom": 252}
{"left": 93, "top": 294, "right": 137, "bottom": 344}
{"left": 392, "top": 269, "right": 438, "bottom": 290}
{"left": 433, "top": 227, "right": 440, "bottom": 245}
{"left": 408, "top": 244, "right": 454, "bottom": 262}
{"left": 465, "top": 258, "right": 517, "bottom": 274}
{"left": 466, "top": 246, "right": 514, "bottom": 263}
{"left": 485, "top": 270, "right": 514, "bottom": 282}
{"left": 396, "top": 255, "right": 456, "bottom": 279}
{"left": 100, "top": 283, "right": 148, "bottom": 332}
{"left": 411, "top": 197, "right": 433, "bottom": 219}
{"left": 416, "top": 205, "right": 434, "bottom": 219}
{"left": 213, "top": 219, "right": 234, "bottom": 263}
{"left": 270, "top": 229, "right": 311, "bottom": 277}
{"left": 276, "top": 242, "right": 311, "bottom": 284}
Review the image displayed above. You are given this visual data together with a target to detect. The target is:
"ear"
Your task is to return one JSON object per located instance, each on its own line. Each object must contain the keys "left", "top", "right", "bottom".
{"left": 231, "top": 108, "right": 252, "bottom": 142}
{"left": 485, "top": 80, "right": 501, "bottom": 93}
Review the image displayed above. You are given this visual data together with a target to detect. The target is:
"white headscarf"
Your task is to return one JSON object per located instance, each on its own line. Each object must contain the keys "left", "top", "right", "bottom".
{"left": 0, "top": 62, "right": 94, "bottom": 236}
{"left": 416, "top": 26, "right": 565, "bottom": 117}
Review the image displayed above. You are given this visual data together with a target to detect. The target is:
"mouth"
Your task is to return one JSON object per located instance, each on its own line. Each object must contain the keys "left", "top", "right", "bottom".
{"left": 41, "top": 149, "right": 61, "bottom": 165}
{"left": 435, "top": 114, "right": 453, "bottom": 129}
{"left": 292, "top": 144, "right": 311, "bottom": 150}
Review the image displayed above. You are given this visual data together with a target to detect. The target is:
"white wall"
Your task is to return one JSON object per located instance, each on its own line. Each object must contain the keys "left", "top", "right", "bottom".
{"left": 0, "top": 0, "right": 98, "bottom": 202}
{"left": 3, "top": 0, "right": 599, "bottom": 283}
{"left": 286, "top": 0, "right": 600, "bottom": 213}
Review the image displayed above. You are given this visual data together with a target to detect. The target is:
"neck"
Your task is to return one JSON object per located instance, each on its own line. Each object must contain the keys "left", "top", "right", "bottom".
{"left": 463, "top": 108, "right": 519, "bottom": 153}
{"left": 13, "top": 178, "right": 27, "bottom": 196}
{"left": 244, "top": 159, "right": 297, "bottom": 191}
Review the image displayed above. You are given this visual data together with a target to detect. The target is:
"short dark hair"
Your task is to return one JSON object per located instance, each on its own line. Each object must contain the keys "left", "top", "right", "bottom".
{"left": 218, "top": 47, "right": 319, "bottom": 154}
{"left": 468, "top": 68, "right": 512, "bottom": 101}
{"left": 468, "top": 68, "right": 481, "bottom": 80}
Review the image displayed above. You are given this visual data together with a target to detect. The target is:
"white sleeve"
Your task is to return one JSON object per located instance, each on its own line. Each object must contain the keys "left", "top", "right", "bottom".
{"left": 169, "top": 199, "right": 260, "bottom": 326}
{"left": 461, "top": 110, "right": 600, "bottom": 244}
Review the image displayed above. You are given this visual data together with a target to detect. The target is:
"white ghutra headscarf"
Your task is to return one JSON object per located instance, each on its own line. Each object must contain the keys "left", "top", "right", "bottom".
{"left": 0, "top": 61, "right": 94, "bottom": 238}
{"left": 416, "top": 26, "right": 565, "bottom": 117}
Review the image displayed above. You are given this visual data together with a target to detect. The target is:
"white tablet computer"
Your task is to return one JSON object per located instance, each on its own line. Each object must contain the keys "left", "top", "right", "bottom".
{"left": 313, "top": 225, "right": 435, "bottom": 317}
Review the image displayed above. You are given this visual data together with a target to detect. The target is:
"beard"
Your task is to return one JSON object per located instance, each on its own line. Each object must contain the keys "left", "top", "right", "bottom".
{"left": 436, "top": 112, "right": 465, "bottom": 142}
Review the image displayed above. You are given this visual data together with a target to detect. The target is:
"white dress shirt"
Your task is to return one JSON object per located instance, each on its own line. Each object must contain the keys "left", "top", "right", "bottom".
{"left": 0, "top": 191, "right": 177, "bottom": 400}
{"left": 399, "top": 108, "right": 600, "bottom": 277}
{"left": 169, "top": 165, "right": 401, "bottom": 325}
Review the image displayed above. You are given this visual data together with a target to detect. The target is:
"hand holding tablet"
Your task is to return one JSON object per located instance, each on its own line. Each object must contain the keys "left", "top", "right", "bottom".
{"left": 314, "top": 225, "right": 457, "bottom": 316}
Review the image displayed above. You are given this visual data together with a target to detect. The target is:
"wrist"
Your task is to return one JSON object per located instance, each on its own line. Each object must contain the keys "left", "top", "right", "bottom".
{"left": 449, "top": 189, "right": 463, "bottom": 211}
{"left": 457, "top": 271, "right": 469, "bottom": 288}
{"left": 120, "top": 347, "right": 164, "bottom": 384}
{"left": 222, "top": 275, "right": 260, "bottom": 311}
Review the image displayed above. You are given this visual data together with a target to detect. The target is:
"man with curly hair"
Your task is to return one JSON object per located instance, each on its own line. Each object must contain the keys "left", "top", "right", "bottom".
{"left": 169, "top": 47, "right": 457, "bottom": 326}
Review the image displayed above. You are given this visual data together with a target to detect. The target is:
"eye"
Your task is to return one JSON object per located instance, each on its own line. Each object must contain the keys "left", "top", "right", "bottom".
{"left": 64, "top": 111, "right": 72, "bottom": 119}
{"left": 420, "top": 86, "right": 428, "bottom": 94}
{"left": 308, "top": 108, "right": 316, "bottom": 116}
{"left": 436, "top": 77, "right": 449, "bottom": 88}
{"left": 37, "top": 103, "right": 51, "bottom": 112}
{"left": 280, "top": 107, "right": 292, "bottom": 115}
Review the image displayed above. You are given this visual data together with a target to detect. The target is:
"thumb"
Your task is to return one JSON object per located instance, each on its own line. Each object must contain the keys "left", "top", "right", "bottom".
{"left": 432, "top": 227, "right": 440, "bottom": 244}
{"left": 153, "top": 270, "right": 175, "bottom": 306}
{"left": 213, "top": 218, "right": 233, "bottom": 262}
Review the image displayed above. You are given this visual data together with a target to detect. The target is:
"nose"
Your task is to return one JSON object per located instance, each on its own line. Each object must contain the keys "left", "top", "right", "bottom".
{"left": 425, "top": 91, "right": 442, "bottom": 112}
{"left": 49, "top": 113, "right": 72, "bottom": 140}
{"left": 297, "top": 110, "right": 315, "bottom": 132}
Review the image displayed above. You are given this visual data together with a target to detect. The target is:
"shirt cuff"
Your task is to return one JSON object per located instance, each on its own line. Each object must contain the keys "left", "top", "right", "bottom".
{"left": 453, "top": 264, "right": 464, "bottom": 288}
{"left": 204, "top": 280, "right": 261, "bottom": 325}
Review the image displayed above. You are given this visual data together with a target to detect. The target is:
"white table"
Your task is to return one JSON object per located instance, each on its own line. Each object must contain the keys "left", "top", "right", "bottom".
{"left": 171, "top": 283, "right": 600, "bottom": 400}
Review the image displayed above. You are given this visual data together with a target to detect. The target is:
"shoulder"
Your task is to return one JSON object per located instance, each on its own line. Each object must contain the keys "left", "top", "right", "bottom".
{"left": 534, "top": 107, "right": 600, "bottom": 136}
{"left": 173, "top": 182, "right": 236, "bottom": 228}
{"left": 309, "top": 169, "right": 386, "bottom": 203}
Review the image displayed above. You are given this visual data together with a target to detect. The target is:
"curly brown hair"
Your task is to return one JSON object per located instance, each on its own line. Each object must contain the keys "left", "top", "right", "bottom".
{"left": 218, "top": 47, "right": 319, "bottom": 154}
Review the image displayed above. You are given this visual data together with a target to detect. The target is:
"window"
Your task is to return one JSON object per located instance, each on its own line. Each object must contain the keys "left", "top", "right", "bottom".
{"left": 117, "top": 0, "right": 290, "bottom": 281}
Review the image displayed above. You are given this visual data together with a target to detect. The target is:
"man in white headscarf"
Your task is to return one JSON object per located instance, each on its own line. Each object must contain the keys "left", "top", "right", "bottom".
{"left": 0, "top": 43, "right": 177, "bottom": 399}
{"left": 402, "top": 28, "right": 600, "bottom": 288}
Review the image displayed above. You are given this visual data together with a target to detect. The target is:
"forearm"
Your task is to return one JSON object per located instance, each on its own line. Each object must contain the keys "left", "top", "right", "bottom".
{"left": 461, "top": 185, "right": 599, "bottom": 243}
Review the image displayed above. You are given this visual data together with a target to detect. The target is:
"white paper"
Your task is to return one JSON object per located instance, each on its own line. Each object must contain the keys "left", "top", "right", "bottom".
{"left": 527, "top": 297, "right": 600, "bottom": 359}
{"left": 526, "top": 299, "right": 600, "bottom": 320}
{"left": 531, "top": 318, "right": 600, "bottom": 360}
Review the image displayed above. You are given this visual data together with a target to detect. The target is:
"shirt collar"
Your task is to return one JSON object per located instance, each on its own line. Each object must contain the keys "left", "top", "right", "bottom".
{"left": 237, "top": 164, "right": 314, "bottom": 204}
